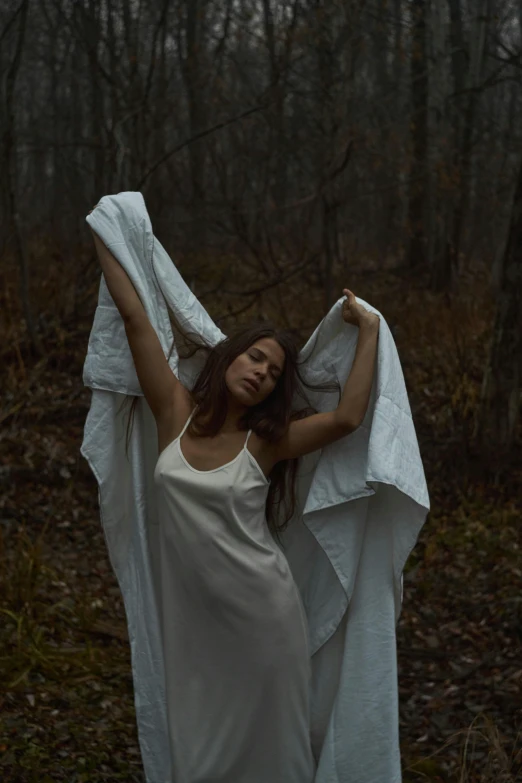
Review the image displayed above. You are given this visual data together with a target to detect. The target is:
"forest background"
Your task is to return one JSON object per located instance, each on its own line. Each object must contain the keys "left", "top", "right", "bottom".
{"left": 0, "top": 0, "right": 520, "bottom": 781}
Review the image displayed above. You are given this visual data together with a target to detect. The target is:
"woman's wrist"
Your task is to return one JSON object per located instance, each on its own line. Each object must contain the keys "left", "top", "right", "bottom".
{"left": 358, "top": 312, "right": 380, "bottom": 331}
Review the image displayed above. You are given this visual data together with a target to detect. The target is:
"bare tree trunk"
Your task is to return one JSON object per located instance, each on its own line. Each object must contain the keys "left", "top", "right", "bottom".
{"left": 107, "top": 1, "right": 121, "bottom": 192}
{"left": 473, "top": 153, "right": 522, "bottom": 475}
{"left": 322, "top": 194, "right": 340, "bottom": 312}
{"left": 394, "top": 0, "right": 402, "bottom": 86}
{"left": 1, "top": 0, "right": 41, "bottom": 355}
{"left": 313, "top": 2, "right": 341, "bottom": 311}
{"left": 179, "top": 0, "right": 210, "bottom": 251}
{"left": 437, "top": 0, "right": 489, "bottom": 292}
{"left": 261, "top": 0, "right": 300, "bottom": 213}
{"left": 261, "top": 0, "right": 285, "bottom": 209}
{"left": 407, "top": 0, "right": 428, "bottom": 269}
{"left": 426, "top": 0, "right": 449, "bottom": 279}
{"left": 491, "top": 82, "right": 518, "bottom": 291}
{"left": 392, "top": 0, "right": 409, "bottom": 251}
{"left": 0, "top": 0, "right": 515, "bottom": 329}
{"left": 83, "top": 0, "right": 106, "bottom": 198}
{"left": 431, "top": 0, "right": 465, "bottom": 292}
{"left": 449, "top": 0, "right": 489, "bottom": 283}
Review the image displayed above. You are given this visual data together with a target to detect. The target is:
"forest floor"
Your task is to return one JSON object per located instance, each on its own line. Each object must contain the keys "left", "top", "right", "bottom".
{"left": 0, "top": 255, "right": 520, "bottom": 782}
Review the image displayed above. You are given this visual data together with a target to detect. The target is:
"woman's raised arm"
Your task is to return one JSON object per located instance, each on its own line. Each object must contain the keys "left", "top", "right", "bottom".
{"left": 89, "top": 225, "right": 187, "bottom": 424}
{"left": 90, "top": 227, "right": 145, "bottom": 322}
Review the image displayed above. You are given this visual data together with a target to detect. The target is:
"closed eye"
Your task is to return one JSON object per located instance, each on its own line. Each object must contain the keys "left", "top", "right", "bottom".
{"left": 248, "top": 352, "right": 281, "bottom": 381}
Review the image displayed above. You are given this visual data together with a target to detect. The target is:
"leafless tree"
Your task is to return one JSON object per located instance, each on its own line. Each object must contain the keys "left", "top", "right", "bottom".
{"left": 0, "top": 0, "right": 520, "bottom": 458}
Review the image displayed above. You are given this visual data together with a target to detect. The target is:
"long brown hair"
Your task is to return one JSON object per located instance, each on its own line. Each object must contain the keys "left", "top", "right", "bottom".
{"left": 121, "top": 315, "right": 340, "bottom": 548}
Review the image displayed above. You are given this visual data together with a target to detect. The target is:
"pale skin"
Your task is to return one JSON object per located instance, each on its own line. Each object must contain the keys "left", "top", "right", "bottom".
{"left": 157, "top": 290, "right": 378, "bottom": 481}
{"left": 87, "top": 210, "right": 379, "bottom": 481}
{"left": 158, "top": 335, "right": 347, "bottom": 482}
{"left": 163, "top": 336, "right": 290, "bottom": 480}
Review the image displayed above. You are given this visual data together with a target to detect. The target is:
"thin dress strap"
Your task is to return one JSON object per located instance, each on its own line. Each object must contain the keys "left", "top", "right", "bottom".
{"left": 179, "top": 406, "right": 197, "bottom": 440}
{"left": 244, "top": 429, "right": 253, "bottom": 449}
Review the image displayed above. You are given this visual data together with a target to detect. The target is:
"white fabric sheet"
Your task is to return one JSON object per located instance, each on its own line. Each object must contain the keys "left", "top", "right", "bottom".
{"left": 80, "top": 191, "right": 430, "bottom": 783}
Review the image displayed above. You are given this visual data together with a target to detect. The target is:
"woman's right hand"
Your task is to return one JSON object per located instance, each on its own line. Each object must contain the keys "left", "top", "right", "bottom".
{"left": 341, "top": 289, "right": 379, "bottom": 328}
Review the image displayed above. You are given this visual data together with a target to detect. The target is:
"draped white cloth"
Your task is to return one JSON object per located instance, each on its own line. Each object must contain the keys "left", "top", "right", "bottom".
{"left": 80, "top": 191, "right": 430, "bottom": 783}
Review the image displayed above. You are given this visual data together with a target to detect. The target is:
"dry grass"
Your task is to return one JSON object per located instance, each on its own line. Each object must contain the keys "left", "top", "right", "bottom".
{"left": 0, "top": 248, "right": 520, "bottom": 781}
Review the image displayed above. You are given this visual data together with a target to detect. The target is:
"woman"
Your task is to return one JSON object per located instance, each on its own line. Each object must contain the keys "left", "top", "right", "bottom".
{"left": 89, "top": 216, "right": 379, "bottom": 782}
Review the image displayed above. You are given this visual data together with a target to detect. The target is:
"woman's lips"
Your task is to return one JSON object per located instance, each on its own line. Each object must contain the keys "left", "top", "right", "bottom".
{"left": 244, "top": 379, "right": 258, "bottom": 393}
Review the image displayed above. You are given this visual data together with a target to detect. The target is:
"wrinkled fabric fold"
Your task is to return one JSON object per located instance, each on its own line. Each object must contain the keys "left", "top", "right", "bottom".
{"left": 81, "top": 191, "right": 430, "bottom": 783}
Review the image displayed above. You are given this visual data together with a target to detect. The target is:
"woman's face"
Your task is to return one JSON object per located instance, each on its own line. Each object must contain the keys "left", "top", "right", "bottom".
{"left": 225, "top": 338, "right": 285, "bottom": 404}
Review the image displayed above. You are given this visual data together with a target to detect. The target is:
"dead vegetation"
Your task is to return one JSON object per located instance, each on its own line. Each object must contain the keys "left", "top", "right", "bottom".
{"left": 0, "top": 251, "right": 520, "bottom": 782}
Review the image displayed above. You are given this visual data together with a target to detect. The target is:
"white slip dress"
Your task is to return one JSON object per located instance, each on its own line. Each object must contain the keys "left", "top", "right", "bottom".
{"left": 153, "top": 406, "right": 316, "bottom": 783}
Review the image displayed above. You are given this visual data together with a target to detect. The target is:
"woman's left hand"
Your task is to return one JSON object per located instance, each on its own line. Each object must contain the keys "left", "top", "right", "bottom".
{"left": 341, "top": 288, "right": 379, "bottom": 328}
